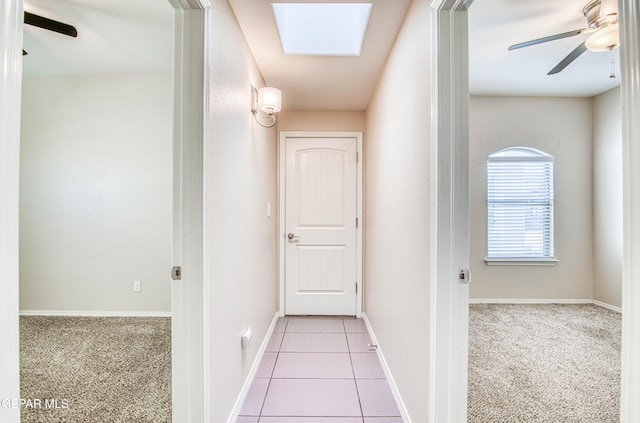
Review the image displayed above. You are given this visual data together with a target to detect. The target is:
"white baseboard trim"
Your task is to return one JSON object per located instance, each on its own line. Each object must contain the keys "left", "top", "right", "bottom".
{"left": 468, "top": 298, "right": 592, "bottom": 305}
{"left": 227, "top": 311, "right": 280, "bottom": 423}
{"left": 361, "top": 312, "right": 412, "bottom": 423}
{"left": 592, "top": 300, "right": 622, "bottom": 313}
{"left": 19, "top": 310, "right": 172, "bottom": 317}
{"left": 469, "top": 298, "right": 622, "bottom": 313}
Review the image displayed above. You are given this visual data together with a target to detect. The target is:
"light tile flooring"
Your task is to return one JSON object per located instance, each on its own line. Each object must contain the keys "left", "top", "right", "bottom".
{"left": 236, "top": 316, "right": 404, "bottom": 423}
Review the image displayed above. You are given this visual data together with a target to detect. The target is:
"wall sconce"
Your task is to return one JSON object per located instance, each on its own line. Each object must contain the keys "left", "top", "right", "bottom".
{"left": 252, "top": 86, "right": 281, "bottom": 128}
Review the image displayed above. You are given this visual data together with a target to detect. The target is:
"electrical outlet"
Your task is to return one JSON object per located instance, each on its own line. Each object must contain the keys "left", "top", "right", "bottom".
{"left": 133, "top": 280, "right": 141, "bottom": 293}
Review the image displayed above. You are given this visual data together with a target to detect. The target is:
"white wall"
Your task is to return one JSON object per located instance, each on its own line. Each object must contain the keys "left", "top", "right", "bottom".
{"left": 469, "top": 96, "right": 594, "bottom": 300}
{"left": 20, "top": 74, "right": 172, "bottom": 313}
{"left": 593, "top": 87, "right": 622, "bottom": 308}
{"left": 205, "top": 1, "right": 278, "bottom": 421}
{"left": 364, "top": 0, "right": 431, "bottom": 421}
{"left": 278, "top": 110, "right": 365, "bottom": 132}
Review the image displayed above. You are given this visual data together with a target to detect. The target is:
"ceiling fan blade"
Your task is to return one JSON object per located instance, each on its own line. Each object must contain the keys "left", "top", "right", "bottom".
{"left": 24, "top": 11, "right": 78, "bottom": 38}
{"left": 547, "top": 41, "right": 588, "bottom": 75}
{"left": 508, "top": 28, "right": 586, "bottom": 51}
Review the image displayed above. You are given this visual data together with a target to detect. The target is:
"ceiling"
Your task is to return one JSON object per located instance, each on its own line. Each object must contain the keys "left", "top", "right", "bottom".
{"left": 22, "top": 0, "right": 621, "bottom": 108}
{"left": 229, "top": 0, "right": 412, "bottom": 111}
{"left": 22, "top": 0, "right": 173, "bottom": 76}
{"left": 469, "top": 0, "right": 620, "bottom": 97}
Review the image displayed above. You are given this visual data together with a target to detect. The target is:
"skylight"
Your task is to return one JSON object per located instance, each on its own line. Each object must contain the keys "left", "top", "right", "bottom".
{"left": 272, "top": 3, "right": 372, "bottom": 56}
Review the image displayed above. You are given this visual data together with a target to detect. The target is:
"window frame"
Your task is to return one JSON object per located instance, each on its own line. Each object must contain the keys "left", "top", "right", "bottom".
{"left": 485, "top": 147, "right": 558, "bottom": 266}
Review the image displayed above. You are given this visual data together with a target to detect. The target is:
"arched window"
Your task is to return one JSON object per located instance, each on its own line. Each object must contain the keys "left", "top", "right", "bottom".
{"left": 486, "top": 147, "right": 555, "bottom": 263}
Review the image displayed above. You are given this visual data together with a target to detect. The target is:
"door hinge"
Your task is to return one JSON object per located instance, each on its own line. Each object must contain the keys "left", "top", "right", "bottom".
{"left": 458, "top": 269, "right": 470, "bottom": 284}
{"left": 356, "top": 152, "right": 359, "bottom": 163}
{"left": 356, "top": 283, "right": 358, "bottom": 294}
{"left": 356, "top": 217, "right": 359, "bottom": 228}
{"left": 171, "top": 266, "right": 182, "bottom": 281}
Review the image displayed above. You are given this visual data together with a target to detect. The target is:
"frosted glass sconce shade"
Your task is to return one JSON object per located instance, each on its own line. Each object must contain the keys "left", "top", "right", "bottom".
{"left": 257, "top": 87, "right": 282, "bottom": 114}
{"left": 252, "top": 85, "right": 282, "bottom": 128}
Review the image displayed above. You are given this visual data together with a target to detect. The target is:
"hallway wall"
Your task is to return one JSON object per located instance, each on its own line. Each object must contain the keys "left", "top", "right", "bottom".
{"left": 205, "top": 1, "right": 278, "bottom": 421}
{"left": 469, "top": 96, "right": 594, "bottom": 301}
{"left": 278, "top": 110, "right": 365, "bottom": 132}
{"left": 20, "top": 74, "right": 172, "bottom": 314}
{"left": 593, "top": 87, "right": 622, "bottom": 308}
{"left": 364, "top": 0, "right": 432, "bottom": 421}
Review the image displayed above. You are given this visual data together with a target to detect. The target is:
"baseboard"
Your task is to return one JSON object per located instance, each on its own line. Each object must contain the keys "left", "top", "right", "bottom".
{"left": 469, "top": 299, "right": 622, "bottom": 313}
{"left": 361, "top": 312, "right": 412, "bottom": 423}
{"left": 19, "top": 310, "right": 172, "bottom": 317}
{"left": 227, "top": 311, "right": 280, "bottom": 423}
{"left": 468, "top": 298, "right": 592, "bottom": 305}
{"left": 592, "top": 300, "right": 622, "bottom": 313}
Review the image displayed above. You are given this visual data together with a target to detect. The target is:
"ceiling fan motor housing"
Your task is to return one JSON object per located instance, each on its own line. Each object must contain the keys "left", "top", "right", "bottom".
{"left": 584, "top": 0, "right": 612, "bottom": 29}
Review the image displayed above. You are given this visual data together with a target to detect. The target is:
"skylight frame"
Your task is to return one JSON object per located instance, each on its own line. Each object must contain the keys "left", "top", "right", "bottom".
{"left": 272, "top": 3, "right": 373, "bottom": 57}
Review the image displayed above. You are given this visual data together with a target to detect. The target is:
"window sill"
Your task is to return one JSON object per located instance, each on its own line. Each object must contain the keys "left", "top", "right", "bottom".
{"left": 485, "top": 258, "right": 559, "bottom": 266}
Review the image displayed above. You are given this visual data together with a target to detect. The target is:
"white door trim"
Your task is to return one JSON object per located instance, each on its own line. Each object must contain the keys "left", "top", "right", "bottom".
{"left": 431, "top": 0, "right": 640, "bottom": 422}
{"left": 429, "top": 0, "right": 473, "bottom": 422}
{"left": 0, "top": 1, "right": 23, "bottom": 421}
{"left": 1, "top": 1, "right": 211, "bottom": 421}
{"left": 620, "top": 0, "right": 640, "bottom": 420}
{"left": 278, "top": 131, "right": 363, "bottom": 317}
{"left": 168, "top": 1, "right": 209, "bottom": 422}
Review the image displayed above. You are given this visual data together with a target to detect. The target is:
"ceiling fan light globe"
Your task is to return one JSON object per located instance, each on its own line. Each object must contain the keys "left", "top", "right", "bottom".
{"left": 585, "top": 23, "right": 619, "bottom": 51}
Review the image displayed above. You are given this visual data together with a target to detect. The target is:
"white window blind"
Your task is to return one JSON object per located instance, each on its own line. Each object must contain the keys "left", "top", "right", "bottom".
{"left": 487, "top": 147, "right": 554, "bottom": 259}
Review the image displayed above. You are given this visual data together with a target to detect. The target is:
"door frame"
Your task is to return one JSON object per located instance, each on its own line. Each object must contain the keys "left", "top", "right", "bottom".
{"left": 278, "top": 131, "right": 364, "bottom": 317}
{"left": 430, "top": 1, "right": 473, "bottom": 421}
{"left": 0, "top": 1, "right": 23, "bottom": 421}
{"left": 619, "top": 0, "right": 640, "bottom": 420}
{"left": 430, "top": 0, "right": 640, "bottom": 421}
{"left": 0, "top": 1, "right": 211, "bottom": 421}
{"left": 168, "top": 1, "right": 210, "bottom": 422}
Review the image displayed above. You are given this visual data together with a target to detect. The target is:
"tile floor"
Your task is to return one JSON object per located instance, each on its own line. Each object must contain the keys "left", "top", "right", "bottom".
{"left": 236, "top": 316, "right": 404, "bottom": 423}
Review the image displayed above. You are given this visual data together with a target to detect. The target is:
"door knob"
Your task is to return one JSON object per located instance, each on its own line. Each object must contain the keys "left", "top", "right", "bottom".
{"left": 287, "top": 233, "right": 300, "bottom": 240}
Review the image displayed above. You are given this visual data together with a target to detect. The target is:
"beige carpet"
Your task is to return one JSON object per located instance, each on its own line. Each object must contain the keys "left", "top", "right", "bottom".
{"left": 20, "top": 316, "right": 171, "bottom": 423}
{"left": 468, "top": 304, "right": 621, "bottom": 422}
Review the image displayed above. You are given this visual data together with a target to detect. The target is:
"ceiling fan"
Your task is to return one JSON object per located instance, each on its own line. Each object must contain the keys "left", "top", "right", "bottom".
{"left": 508, "top": 0, "right": 620, "bottom": 75}
{"left": 23, "top": 11, "right": 78, "bottom": 56}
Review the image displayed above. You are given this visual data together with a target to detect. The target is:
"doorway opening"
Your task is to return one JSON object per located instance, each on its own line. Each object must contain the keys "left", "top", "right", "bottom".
{"left": 18, "top": 0, "right": 175, "bottom": 421}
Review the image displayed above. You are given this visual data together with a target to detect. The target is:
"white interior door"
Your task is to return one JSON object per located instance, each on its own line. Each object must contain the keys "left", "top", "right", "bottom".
{"left": 431, "top": 1, "right": 471, "bottom": 420}
{"left": 170, "top": 5, "right": 206, "bottom": 422}
{"left": 0, "top": 2, "right": 23, "bottom": 421}
{"left": 284, "top": 135, "right": 359, "bottom": 315}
